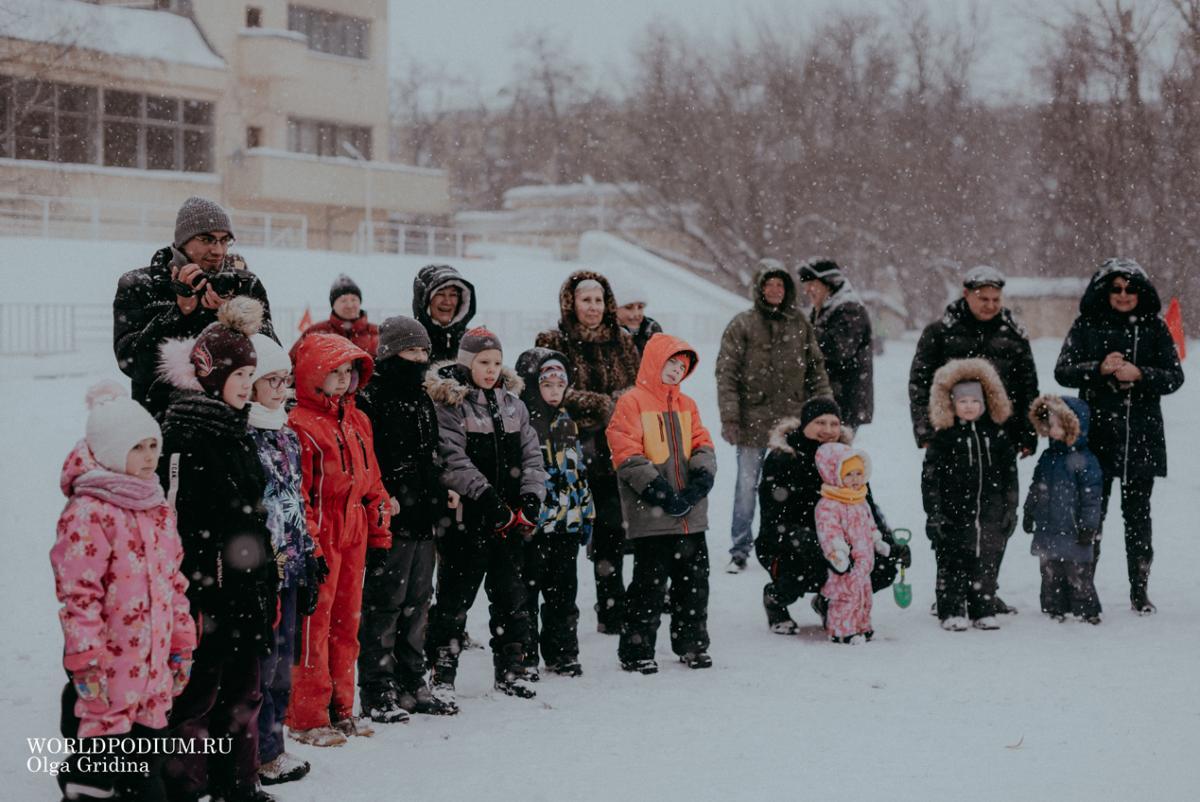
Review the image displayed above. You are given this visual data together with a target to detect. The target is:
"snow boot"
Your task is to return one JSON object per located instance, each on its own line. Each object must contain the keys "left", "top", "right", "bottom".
{"left": 940, "top": 616, "right": 969, "bottom": 632}
{"left": 521, "top": 663, "right": 541, "bottom": 683}
{"left": 972, "top": 616, "right": 1000, "bottom": 630}
{"left": 810, "top": 594, "right": 829, "bottom": 627}
{"left": 399, "top": 683, "right": 458, "bottom": 716}
{"left": 288, "top": 725, "right": 347, "bottom": 747}
{"left": 725, "top": 555, "right": 747, "bottom": 574}
{"left": 361, "top": 688, "right": 411, "bottom": 724}
{"left": 769, "top": 619, "right": 800, "bottom": 635}
{"left": 680, "top": 652, "right": 712, "bottom": 669}
{"left": 621, "top": 658, "right": 659, "bottom": 674}
{"left": 330, "top": 715, "right": 375, "bottom": 738}
{"left": 258, "top": 752, "right": 311, "bottom": 786}
{"left": 546, "top": 659, "right": 584, "bottom": 677}
{"left": 494, "top": 668, "right": 537, "bottom": 698}
{"left": 993, "top": 597, "right": 1018, "bottom": 615}
{"left": 1130, "top": 560, "right": 1156, "bottom": 615}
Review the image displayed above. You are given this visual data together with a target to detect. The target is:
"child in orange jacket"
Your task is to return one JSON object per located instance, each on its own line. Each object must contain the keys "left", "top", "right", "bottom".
{"left": 286, "top": 333, "right": 391, "bottom": 746}
{"left": 606, "top": 333, "right": 717, "bottom": 674}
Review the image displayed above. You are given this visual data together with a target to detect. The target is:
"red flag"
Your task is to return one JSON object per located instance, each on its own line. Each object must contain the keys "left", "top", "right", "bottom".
{"left": 297, "top": 306, "right": 312, "bottom": 335}
{"left": 1166, "top": 297, "right": 1186, "bottom": 361}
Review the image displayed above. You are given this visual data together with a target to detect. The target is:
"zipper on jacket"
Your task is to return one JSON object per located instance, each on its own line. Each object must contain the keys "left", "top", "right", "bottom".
{"left": 970, "top": 422, "right": 983, "bottom": 557}
{"left": 665, "top": 392, "right": 689, "bottom": 535}
{"left": 1122, "top": 323, "right": 1139, "bottom": 484}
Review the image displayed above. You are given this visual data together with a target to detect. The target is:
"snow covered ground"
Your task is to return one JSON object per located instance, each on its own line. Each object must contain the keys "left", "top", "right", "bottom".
{"left": 1, "top": 245, "right": 1198, "bottom": 800}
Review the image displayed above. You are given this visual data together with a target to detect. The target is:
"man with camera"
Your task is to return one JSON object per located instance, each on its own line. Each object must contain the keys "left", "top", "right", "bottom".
{"left": 113, "top": 196, "right": 277, "bottom": 416}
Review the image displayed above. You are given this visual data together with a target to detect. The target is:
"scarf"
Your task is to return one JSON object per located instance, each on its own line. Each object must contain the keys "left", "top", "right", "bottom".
{"left": 249, "top": 401, "right": 288, "bottom": 431}
{"left": 820, "top": 484, "right": 868, "bottom": 505}
{"left": 74, "top": 468, "right": 166, "bottom": 511}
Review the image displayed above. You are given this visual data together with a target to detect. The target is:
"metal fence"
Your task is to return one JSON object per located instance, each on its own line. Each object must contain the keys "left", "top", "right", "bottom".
{"left": 0, "top": 194, "right": 308, "bottom": 249}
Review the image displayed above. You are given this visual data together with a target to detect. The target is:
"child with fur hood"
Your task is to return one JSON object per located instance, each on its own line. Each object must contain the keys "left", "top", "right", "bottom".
{"left": 814, "top": 442, "right": 885, "bottom": 643}
{"left": 286, "top": 332, "right": 391, "bottom": 746}
{"left": 424, "top": 327, "right": 548, "bottom": 701}
{"left": 156, "top": 297, "right": 278, "bottom": 802}
{"left": 921, "top": 358, "right": 1018, "bottom": 631}
{"left": 1024, "top": 395, "right": 1104, "bottom": 623}
{"left": 51, "top": 381, "right": 195, "bottom": 801}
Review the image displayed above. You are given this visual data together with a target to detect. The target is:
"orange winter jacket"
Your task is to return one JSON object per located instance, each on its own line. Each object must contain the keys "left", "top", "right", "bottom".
{"left": 289, "top": 333, "right": 391, "bottom": 554}
{"left": 607, "top": 333, "right": 717, "bottom": 538}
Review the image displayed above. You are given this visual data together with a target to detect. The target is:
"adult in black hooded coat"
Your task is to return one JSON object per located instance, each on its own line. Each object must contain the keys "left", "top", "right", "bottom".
{"left": 1054, "top": 258, "right": 1184, "bottom": 613}
{"left": 754, "top": 398, "right": 908, "bottom": 633}
{"left": 799, "top": 260, "right": 874, "bottom": 429}
{"left": 412, "top": 264, "right": 477, "bottom": 362}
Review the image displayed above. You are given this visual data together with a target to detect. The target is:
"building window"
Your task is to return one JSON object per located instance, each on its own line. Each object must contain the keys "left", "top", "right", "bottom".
{"left": 246, "top": 126, "right": 262, "bottom": 148}
{"left": 246, "top": 7, "right": 262, "bottom": 28}
{"left": 287, "top": 117, "right": 371, "bottom": 160}
{"left": 287, "top": 4, "right": 369, "bottom": 60}
{"left": 0, "top": 76, "right": 213, "bottom": 172}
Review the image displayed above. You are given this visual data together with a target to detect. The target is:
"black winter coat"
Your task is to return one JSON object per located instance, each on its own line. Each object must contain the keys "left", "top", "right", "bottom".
{"left": 810, "top": 287, "right": 874, "bottom": 427}
{"left": 908, "top": 299, "right": 1038, "bottom": 453}
{"left": 624, "top": 316, "right": 663, "bottom": 355}
{"left": 411, "top": 264, "right": 477, "bottom": 363}
{"left": 1054, "top": 270, "right": 1184, "bottom": 479}
{"left": 114, "top": 246, "right": 275, "bottom": 417}
{"left": 755, "top": 421, "right": 895, "bottom": 585}
{"left": 159, "top": 391, "right": 277, "bottom": 656}
{"left": 358, "top": 357, "right": 447, "bottom": 539}
{"left": 921, "top": 416, "right": 1019, "bottom": 554}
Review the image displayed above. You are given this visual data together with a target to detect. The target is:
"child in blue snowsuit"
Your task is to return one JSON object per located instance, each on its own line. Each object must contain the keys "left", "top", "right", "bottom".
{"left": 1023, "top": 395, "right": 1104, "bottom": 623}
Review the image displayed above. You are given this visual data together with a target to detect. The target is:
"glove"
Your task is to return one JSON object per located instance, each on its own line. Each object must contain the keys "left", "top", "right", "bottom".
{"left": 479, "top": 487, "right": 515, "bottom": 532}
{"left": 1077, "top": 528, "right": 1099, "bottom": 546}
{"left": 720, "top": 422, "right": 739, "bottom": 445}
{"left": 519, "top": 492, "right": 541, "bottom": 524}
{"left": 679, "top": 467, "right": 715, "bottom": 507}
{"left": 891, "top": 542, "right": 912, "bottom": 568}
{"left": 72, "top": 664, "right": 107, "bottom": 706}
{"left": 169, "top": 653, "right": 192, "bottom": 696}
{"left": 579, "top": 523, "right": 593, "bottom": 548}
{"left": 366, "top": 547, "right": 389, "bottom": 576}
{"left": 639, "top": 475, "right": 692, "bottom": 518}
{"left": 298, "top": 584, "right": 319, "bottom": 617}
{"left": 304, "top": 553, "right": 330, "bottom": 586}
{"left": 926, "top": 518, "right": 943, "bottom": 551}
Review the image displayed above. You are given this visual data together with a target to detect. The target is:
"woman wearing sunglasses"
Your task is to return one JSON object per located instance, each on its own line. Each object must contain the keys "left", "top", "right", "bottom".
{"left": 1054, "top": 259, "right": 1185, "bottom": 615}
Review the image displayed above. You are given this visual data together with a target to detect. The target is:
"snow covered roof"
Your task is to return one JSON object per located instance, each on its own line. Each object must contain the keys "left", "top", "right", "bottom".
{"left": 1002, "top": 276, "right": 1088, "bottom": 298}
{"left": 503, "top": 182, "right": 642, "bottom": 206}
{"left": 0, "top": 0, "right": 226, "bottom": 71}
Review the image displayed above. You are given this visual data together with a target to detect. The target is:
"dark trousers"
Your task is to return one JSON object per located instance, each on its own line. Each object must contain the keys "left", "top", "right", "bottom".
{"left": 935, "top": 535, "right": 1003, "bottom": 620}
{"left": 1099, "top": 473, "right": 1155, "bottom": 593}
{"left": 426, "top": 530, "right": 530, "bottom": 680}
{"left": 163, "top": 642, "right": 263, "bottom": 801}
{"left": 589, "top": 475, "right": 626, "bottom": 633}
{"left": 1039, "top": 558, "right": 1101, "bottom": 618}
{"left": 522, "top": 530, "right": 581, "bottom": 667}
{"left": 257, "top": 584, "right": 296, "bottom": 765}
{"left": 761, "top": 539, "right": 897, "bottom": 625}
{"left": 359, "top": 537, "right": 436, "bottom": 698}
{"left": 57, "top": 684, "right": 166, "bottom": 801}
{"left": 619, "top": 533, "right": 710, "bottom": 662}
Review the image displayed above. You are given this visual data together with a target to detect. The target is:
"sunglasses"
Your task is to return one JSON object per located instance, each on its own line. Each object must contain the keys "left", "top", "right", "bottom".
{"left": 194, "top": 233, "right": 235, "bottom": 247}
{"left": 1110, "top": 284, "right": 1138, "bottom": 296}
{"left": 262, "top": 375, "right": 293, "bottom": 390}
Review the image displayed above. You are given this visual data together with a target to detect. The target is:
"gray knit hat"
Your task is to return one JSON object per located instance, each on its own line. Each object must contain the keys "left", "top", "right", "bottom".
{"left": 329, "top": 274, "right": 362, "bottom": 307}
{"left": 457, "top": 326, "right": 502, "bottom": 367}
{"left": 175, "top": 196, "right": 233, "bottom": 247}
{"left": 377, "top": 315, "right": 432, "bottom": 362}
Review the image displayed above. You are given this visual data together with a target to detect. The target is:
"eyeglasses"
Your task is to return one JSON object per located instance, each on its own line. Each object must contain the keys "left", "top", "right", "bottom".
{"left": 194, "top": 233, "right": 235, "bottom": 247}
{"left": 263, "top": 375, "right": 292, "bottom": 390}
{"left": 1110, "top": 284, "right": 1138, "bottom": 296}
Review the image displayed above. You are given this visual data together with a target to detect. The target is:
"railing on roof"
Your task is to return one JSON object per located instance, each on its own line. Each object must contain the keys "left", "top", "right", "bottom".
{"left": 0, "top": 194, "right": 308, "bottom": 249}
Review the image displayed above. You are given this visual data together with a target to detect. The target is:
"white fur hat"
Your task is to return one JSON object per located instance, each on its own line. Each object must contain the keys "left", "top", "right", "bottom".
{"left": 250, "top": 333, "right": 291, "bottom": 382}
{"left": 84, "top": 380, "right": 161, "bottom": 473}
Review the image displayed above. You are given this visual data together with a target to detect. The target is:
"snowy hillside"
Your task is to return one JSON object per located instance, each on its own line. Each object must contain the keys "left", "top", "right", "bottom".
{"left": 1, "top": 245, "right": 1197, "bottom": 801}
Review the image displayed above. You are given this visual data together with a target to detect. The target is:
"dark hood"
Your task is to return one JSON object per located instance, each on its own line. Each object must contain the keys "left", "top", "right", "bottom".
{"left": 515, "top": 346, "right": 570, "bottom": 438}
{"left": 752, "top": 265, "right": 797, "bottom": 317}
{"left": 1079, "top": 260, "right": 1162, "bottom": 319}
{"left": 412, "top": 264, "right": 477, "bottom": 332}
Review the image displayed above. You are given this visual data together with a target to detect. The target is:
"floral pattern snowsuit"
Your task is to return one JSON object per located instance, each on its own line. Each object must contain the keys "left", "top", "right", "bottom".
{"left": 51, "top": 441, "right": 196, "bottom": 738}
{"left": 814, "top": 442, "right": 881, "bottom": 640}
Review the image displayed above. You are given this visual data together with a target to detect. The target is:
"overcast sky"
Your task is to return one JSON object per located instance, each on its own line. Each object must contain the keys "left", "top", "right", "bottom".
{"left": 387, "top": 0, "right": 1051, "bottom": 103}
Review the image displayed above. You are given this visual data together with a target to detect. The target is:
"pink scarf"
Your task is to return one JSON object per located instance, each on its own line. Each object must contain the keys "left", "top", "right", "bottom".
{"left": 73, "top": 468, "right": 165, "bottom": 511}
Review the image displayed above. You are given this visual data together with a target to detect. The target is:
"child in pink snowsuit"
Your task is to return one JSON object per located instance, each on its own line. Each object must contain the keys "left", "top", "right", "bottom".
{"left": 50, "top": 381, "right": 196, "bottom": 799}
{"left": 814, "top": 442, "right": 885, "bottom": 643}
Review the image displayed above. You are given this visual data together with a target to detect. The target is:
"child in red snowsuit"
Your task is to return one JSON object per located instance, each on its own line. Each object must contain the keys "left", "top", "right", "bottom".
{"left": 287, "top": 333, "right": 391, "bottom": 745}
{"left": 814, "top": 442, "right": 889, "bottom": 643}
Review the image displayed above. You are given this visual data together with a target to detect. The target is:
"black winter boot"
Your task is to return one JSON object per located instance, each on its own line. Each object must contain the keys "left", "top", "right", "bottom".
{"left": 1130, "top": 560, "right": 1156, "bottom": 615}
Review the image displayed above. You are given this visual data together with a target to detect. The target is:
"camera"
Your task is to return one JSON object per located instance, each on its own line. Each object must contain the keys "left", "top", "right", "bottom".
{"left": 171, "top": 255, "right": 253, "bottom": 299}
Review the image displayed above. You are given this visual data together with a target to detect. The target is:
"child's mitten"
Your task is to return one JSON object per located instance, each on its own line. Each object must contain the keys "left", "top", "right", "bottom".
{"left": 72, "top": 663, "right": 107, "bottom": 706}
{"left": 640, "top": 475, "right": 692, "bottom": 518}
{"left": 169, "top": 653, "right": 192, "bottom": 696}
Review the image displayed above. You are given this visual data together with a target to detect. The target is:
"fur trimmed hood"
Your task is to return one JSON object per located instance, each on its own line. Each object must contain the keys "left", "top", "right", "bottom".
{"left": 767, "top": 415, "right": 852, "bottom": 455}
{"left": 1029, "top": 394, "right": 1088, "bottom": 448}
{"left": 929, "top": 357, "right": 1012, "bottom": 431}
{"left": 815, "top": 441, "right": 873, "bottom": 485}
{"left": 424, "top": 360, "right": 524, "bottom": 406}
{"left": 556, "top": 270, "right": 623, "bottom": 340}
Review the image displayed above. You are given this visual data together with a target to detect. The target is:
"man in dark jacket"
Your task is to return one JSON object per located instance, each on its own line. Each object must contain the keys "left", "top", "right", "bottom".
{"left": 113, "top": 196, "right": 276, "bottom": 417}
{"left": 1054, "top": 258, "right": 1184, "bottom": 614}
{"left": 716, "top": 259, "right": 832, "bottom": 574}
{"left": 411, "top": 264, "right": 477, "bottom": 362}
{"left": 907, "top": 264, "right": 1038, "bottom": 615}
{"left": 799, "top": 260, "right": 874, "bottom": 430}
{"left": 357, "top": 316, "right": 457, "bottom": 720}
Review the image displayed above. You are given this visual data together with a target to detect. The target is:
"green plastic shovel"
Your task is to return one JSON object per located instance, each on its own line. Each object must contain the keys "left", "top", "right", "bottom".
{"left": 892, "top": 528, "right": 913, "bottom": 608}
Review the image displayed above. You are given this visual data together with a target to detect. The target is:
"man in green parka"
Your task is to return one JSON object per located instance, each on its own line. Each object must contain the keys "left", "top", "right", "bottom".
{"left": 716, "top": 259, "right": 832, "bottom": 573}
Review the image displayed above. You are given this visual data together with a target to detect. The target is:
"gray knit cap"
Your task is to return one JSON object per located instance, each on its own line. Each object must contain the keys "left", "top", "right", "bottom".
{"left": 377, "top": 315, "right": 432, "bottom": 362}
{"left": 175, "top": 196, "right": 234, "bottom": 247}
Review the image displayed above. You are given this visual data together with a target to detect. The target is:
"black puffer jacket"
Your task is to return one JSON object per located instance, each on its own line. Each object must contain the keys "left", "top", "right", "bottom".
{"left": 358, "top": 357, "right": 447, "bottom": 539}
{"left": 908, "top": 298, "right": 1038, "bottom": 453}
{"left": 159, "top": 391, "right": 277, "bottom": 656}
{"left": 624, "top": 316, "right": 664, "bottom": 355}
{"left": 113, "top": 246, "right": 275, "bottom": 417}
{"left": 411, "top": 264, "right": 477, "bottom": 362}
{"left": 1054, "top": 265, "right": 1184, "bottom": 478}
{"left": 810, "top": 284, "right": 874, "bottom": 427}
